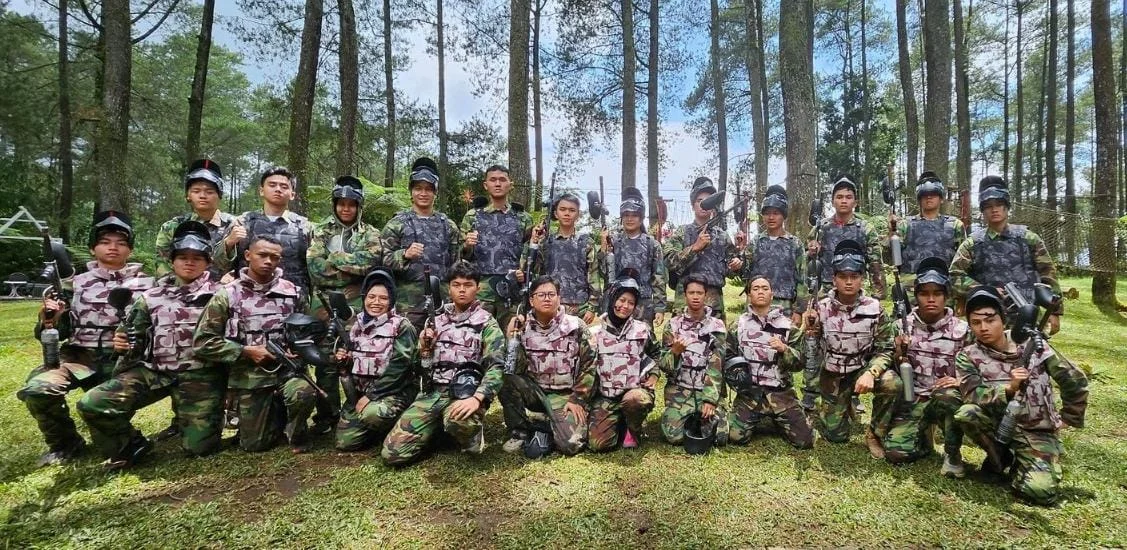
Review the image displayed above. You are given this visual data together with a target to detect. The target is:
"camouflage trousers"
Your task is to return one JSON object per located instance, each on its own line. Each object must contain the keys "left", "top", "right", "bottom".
{"left": 381, "top": 387, "right": 485, "bottom": 465}
{"left": 954, "top": 404, "right": 1064, "bottom": 506}
{"left": 500, "top": 373, "right": 587, "bottom": 455}
{"left": 588, "top": 388, "right": 654, "bottom": 452}
{"left": 77, "top": 366, "right": 226, "bottom": 457}
{"left": 334, "top": 391, "right": 414, "bottom": 452}
{"left": 728, "top": 386, "right": 814, "bottom": 449}
{"left": 231, "top": 377, "right": 318, "bottom": 452}
{"left": 671, "top": 286, "right": 726, "bottom": 322}
{"left": 871, "top": 371, "right": 963, "bottom": 464}
{"left": 815, "top": 368, "right": 869, "bottom": 443}
{"left": 17, "top": 347, "right": 114, "bottom": 452}
{"left": 660, "top": 384, "right": 728, "bottom": 446}
{"left": 800, "top": 336, "right": 821, "bottom": 401}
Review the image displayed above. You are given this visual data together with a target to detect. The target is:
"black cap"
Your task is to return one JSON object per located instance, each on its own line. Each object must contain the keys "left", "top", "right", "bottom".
{"left": 89, "top": 210, "right": 134, "bottom": 249}
{"left": 915, "top": 171, "right": 945, "bottom": 200}
{"left": 966, "top": 285, "right": 1005, "bottom": 318}
{"left": 409, "top": 157, "right": 439, "bottom": 192}
{"left": 690, "top": 177, "right": 717, "bottom": 202}
{"left": 362, "top": 269, "right": 397, "bottom": 308}
{"left": 831, "top": 175, "right": 858, "bottom": 196}
{"left": 170, "top": 220, "right": 212, "bottom": 261}
{"left": 620, "top": 186, "right": 645, "bottom": 216}
{"left": 761, "top": 185, "right": 789, "bottom": 218}
{"left": 978, "top": 175, "right": 1010, "bottom": 209}
{"left": 831, "top": 239, "right": 866, "bottom": 273}
{"left": 185, "top": 159, "right": 224, "bottom": 197}
{"left": 914, "top": 256, "right": 950, "bottom": 290}
{"left": 332, "top": 175, "right": 365, "bottom": 205}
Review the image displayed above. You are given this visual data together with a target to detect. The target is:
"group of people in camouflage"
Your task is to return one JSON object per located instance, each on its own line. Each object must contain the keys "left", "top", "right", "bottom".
{"left": 15, "top": 158, "right": 1088, "bottom": 507}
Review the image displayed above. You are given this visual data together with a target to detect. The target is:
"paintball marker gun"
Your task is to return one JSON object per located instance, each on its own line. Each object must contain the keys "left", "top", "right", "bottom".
{"left": 882, "top": 170, "right": 914, "bottom": 402}
{"left": 38, "top": 229, "right": 74, "bottom": 369}
{"left": 994, "top": 282, "right": 1060, "bottom": 444}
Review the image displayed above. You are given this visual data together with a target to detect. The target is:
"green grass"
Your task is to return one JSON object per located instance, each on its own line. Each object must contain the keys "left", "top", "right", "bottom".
{"left": 1, "top": 276, "right": 1125, "bottom": 548}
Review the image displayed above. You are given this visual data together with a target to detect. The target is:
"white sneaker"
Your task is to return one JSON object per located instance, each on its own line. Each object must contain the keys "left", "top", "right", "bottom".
{"left": 942, "top": 453, "right": 967, "bottom": 478}
{"left": 502, "top": 437, "right": 525, "bottom": 453}
{"left": 464, "top": 425, "right": 486, "bottom": 455}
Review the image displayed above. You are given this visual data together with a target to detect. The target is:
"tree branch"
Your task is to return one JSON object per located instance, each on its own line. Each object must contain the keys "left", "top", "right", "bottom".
{"left": 131, "top": 0, "right": 181, "bottom": 44}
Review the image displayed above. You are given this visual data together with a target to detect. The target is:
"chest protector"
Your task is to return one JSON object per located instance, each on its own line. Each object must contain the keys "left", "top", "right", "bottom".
{"left": 223, "top": 274, "right": 300, "bottom": 347}
{"left": 681, "top": 224, "right": 728, "bottom": 287}
{"left": 521, "top": 313, "right": 582, "bottom": 390}
{"left": 593, "top": 318, "right": 653, "bottom": 398}
{"left": 146, "top": 274, "right": 217, "bottom": 372}
{"left": 669, "top": 313, "right": 726, "bottom": 390}
{"left": 971, "top": 225, "right": 1040, "bottom": 302}
{"left": 70, "top": 263, "right": 154, "bottom": 349}
{"left": 818, "top": 219, "right": 867, "bottom": 283}
{"left": 905, "top": 311, "right": 968, "bottom": 396}
{"left": 545, "top": 234, "right": 591, "bottom": 305}
{"left": 736, "top": 310, "right": 793, "bottom": 388}
{"left": 399, "top": 211, "right": 453, "bottom": 282}
{"left": 963, "top": 343, "right": 1060, "bottom": 431}
{"left": 751, "top": 234, "right": 799, "bottom": 300}
{"left": 819, "top": 296, "right": 882, "bottom": 373}
{"left": 431, "top": 305, "right": 492, "bottom": 384}
{"left": 612, "top": 234, "right": 655, "bottom": 298}
{"left": 473, "top": 208, "right": 524, "bottom": 275}
{"left": 902, "top": 216, "right": 958, "bottom": 274}
{"left": 241, "top": 213, "right": 310, "bottom": 294}
{"left": 348, "top": 313, "right": 405, "bottom": 377}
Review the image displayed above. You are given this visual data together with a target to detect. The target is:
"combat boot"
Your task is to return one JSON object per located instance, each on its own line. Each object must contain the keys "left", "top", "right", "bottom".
{"left": 464, "top": 424, "right": 485, "bottom": 454}
{"left": 104, "top": 435, "right": 153, "bottom": 471}
{"left": 36, "top": 438, "right": 87, "bottom": 468}
{"left": 502, "top": 430, "right": 528, "bottom": 453}
{"left": 863, "top": 427, "right": 885, "bottom": 459}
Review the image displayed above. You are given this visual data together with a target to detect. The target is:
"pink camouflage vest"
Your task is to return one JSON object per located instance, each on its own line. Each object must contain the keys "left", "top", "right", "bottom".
{"left": 818, "top": 293, "right": 882, "bottom": 374}
{"left": 69, "top": 262, "right": 154, "bottom": 349}
{"left": 146, "top": 273, "right": 217, "bottom": 371}
{"left": 431, "top": 302, "right": 493, "bottom": 384}
{"left": 736, "top": 308, "right": 794, "bottom": 388}
{"left": 904, "top": 309, "right": 968, "bottom": 397}
{"left": 348, "top": 312, "right": 407, "bottom": 377}
{"left": 592, "top": 316, "right": 653, "bottom": 398}
{"left": 669, "top": 309, "right": 726, "bottom": 391}
{"left": 223, "top": 268, "right": 300, "bottom": 347}
{"left": 963, "top": 342, "right": 1061, "bottom": 432}
{"left": 522, "top": 309, "right": 582, "bottom": 391}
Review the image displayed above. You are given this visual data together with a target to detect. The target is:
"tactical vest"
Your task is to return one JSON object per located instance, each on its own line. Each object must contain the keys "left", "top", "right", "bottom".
{"left": 240, "top": 212, "right": 311, "bottom": 294}
{"left": 680, "top": 224, "right": 728, "bottom": 288}
{"left": 962, "top": 342, "right": 1060, "bottom": 432}
{"left": 901, "top": 215, "right": 958, "bottom": 274}
{"left": 175, "top": 212, "right": 234, "bottom": 279}
{"left": 348, "top": 313, "right": 405, "bottom": 377}
{"left": 398, "top": 211, "right": 454, "bottom": 282}
{"left": 612, "top": 233, "right": 656, "bottom": 298}
{"left": 592, "top": 317, "right": 653, "bottom": 398}
{"left": 545, "top": 233, "right": 592, "bottom": 305}
{"left": 222, "top": 270, "right": 300, "bottom": 347}
{"left": 736, "top": 309, "right": 793, "bottom": 388}
{"left": 904, "top": 310, "right": 968, "bottom": 397}
{"left": 432, "top": 303, "right": 492, "bottom": 384}
{"left": 970, "top": 225, "right": 1040, "bottom": 301}
{"left": 521, "top": 311, "right": 582, "bottom": 390}
{"left": 818, "top": 219, "right": 868, "bottom": 283}
{"left": 472, "top": 208, "right": 524, "bottom": 275}
{"left": 818, "top": 295, "right": 882, "bottom": 373}
{"left": 69, "top": 263, "right": 154, "bottom": 349}
{"left": 751, "top": 234, "right": 799, "bottom": 300}
{"left": 668, "top": 311, "right": 726, "bottom": 391}
{"left": 146, "top": 274, "right": 217, "bottom": 372}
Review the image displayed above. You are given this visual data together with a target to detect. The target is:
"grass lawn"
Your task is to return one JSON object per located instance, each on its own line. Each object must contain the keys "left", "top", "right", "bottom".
{"left": 0, "top": 276, "right": 1125, "bottom": 548}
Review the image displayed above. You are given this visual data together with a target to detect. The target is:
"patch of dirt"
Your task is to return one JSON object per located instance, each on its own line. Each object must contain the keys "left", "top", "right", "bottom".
{"left": 144, "top": 469, "right": 334, "bottom": 523}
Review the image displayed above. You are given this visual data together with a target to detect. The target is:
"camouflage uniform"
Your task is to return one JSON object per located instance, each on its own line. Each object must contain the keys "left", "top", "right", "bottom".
{"left": 895, "top": 215, "right": 966, "bottom": 291}
{"left": 954, "top": 341, "right": 1088, "bottom": 505}
{"left": 534, "top": 232, "right": 601, "bottom": 318}
{"left": 381, "top": 301, "right": 505, "bottom": 465}
{"left": 744, "top": 231, "right": 808, "bottom": 315}
{"left": 659, "top": 308, "right": 729, "bottom": 444}
{"left": 77, "top": 273, "right": 224, "bottom": 457}
{"left": 587, "top": 316, "right": 662, "bottom": 451}
{"left": 664, "top": 223, "right": 739, "bottom": 319}
{"left": 17, "top": 262, "right": 154, "bottom": 455}
{"left": 381, "top": 209, "right": 463, "bottom": 331}
{"left": 307, "top": 215, "right": 382, "bottom": 427}
{"left": 726, "top": 306, "right": 813, "bottom": 448}
{"left": 873, "top": 308, "right": 970, "bottom": 463}
{"left": 231, "top": 210, "right": 315, "bottom": 297}
{"left": 810, "top": 290, "right": 893, "bottom": 443}
{"left": 334, "top": 311, "right": 419, "bottom": 451}
{"left": 606, "top": 231, "right": 667, "bottom": 321}
{"left": 193, "top": 268, "right": 313, "bottom": 452}
{"left": 501, "top": 308, "right": 597, "bottom": 455}
{"left": 807, "top": 216, "right": 886, "bottom": 298}
{"left": 154, "top": 211, "right": 236, "bottom": 278}
{"left": 461, "top": 203, "right": 533, "bottom": 332}
{"left": 949, "top": 224, "right": 1062, "bottom": 309}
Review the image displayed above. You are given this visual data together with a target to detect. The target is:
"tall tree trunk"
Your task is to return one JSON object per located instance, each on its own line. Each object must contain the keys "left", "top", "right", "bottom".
{"left": 861, "top": 0, "right": 872, "bottom": 187}
{"left": 779, "top": 0, "right": 816, "bottom": 235}
{"left": 621, "top": 0, "right": 637, "bottom": 193}
{"left": 97, "top": 0, "right": 132, "bottom": 211}
{"left": 896, "top": 0, "right": 919, "bottom": 184}
{"left": 710, "top": 0, "right": 728, "bottom": 197}
{"left": 953, "top": 0, "right": 971, "bottom": 199}
{"left": 1044, "top": 0, "right": 1059, "bottom": 252}
{"left": 383, "top": 0, "right": 396, "bottom": 187}
{"left": 1064, "top": 0, "right": 1076, "bottom": 263}
{"left": 288, "top": 0, "right": 323, "bottom": 213}
{"left": 1003, "top": 5, "right": 1010, "bottom": 181}
{"left": 58, "top": 0, "right": 74, "bottom": 242}
{"left": 1119, "top": 0, "right": 1126, "bottom": 215}
{"left": 532, "top": 0, "right": 544, "bottom": 210}
{"left": 1014, "top": 1, "right": 1025, "bottom": 202}
{"left": 1090, "top": 0, "right": 1119, "bottom": 309}
{"left": 745, "top": 0, "right": 769, "bottom": 201}
{"left": 508, "top": 0, "right": 531, "bottom": 202}
{"left": 438, "top": 0, "right": 449, "bottom": 186}
{"left": 185, "top": 0, "right": 215, "bottom": 166}
{"left": 337, "top": 0, "right": 358, "bottom": 175}
{"left": 646, "top": 0, "right": 660, "bottom": 224}
{"left": 922, "top": 0, "right": 952, "bottom": 182}
{"left": 1033, "top": 42, "right": 1047, "bottom": 204}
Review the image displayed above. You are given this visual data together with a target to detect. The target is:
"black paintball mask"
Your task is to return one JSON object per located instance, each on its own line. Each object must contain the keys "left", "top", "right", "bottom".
{"left": 283, "top": 313, "right": 329, "bottom": 367}
{"left": 722, "top": 356, "right": 752, "bottom": 396}
{"left": 332, "top": 175, "right": 365, "bottom": 206}
{"left": 185, "top": 158, "right": 224, "bottom": 196}
{"left": 449, "top": 360, "right": 483, "bottom": 400}
{"left": 170, "top": 220, "right": 213, "bottom": 262}
{"left": 978, "top": 175, "right": 1010, "bottom": 209}
{"left": 683, "top": 411, "right": 718, "bottom": 455}
{"left": 89, "top": 210, "right": 135, "bottom": 249}
{"left": 831, "top": 240, "right": 866, "bottom": 274}
{"left": 915, "top": 171, "right": 945, "bottom": 200}
{"left": 409, "top": 157, "right": 440, "bottom": 193}
{"left": 913, "top": 256, "right": 950, "bottom": 291}
{"left": 760, "top": 185, "right": 789, "bottom": 218}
